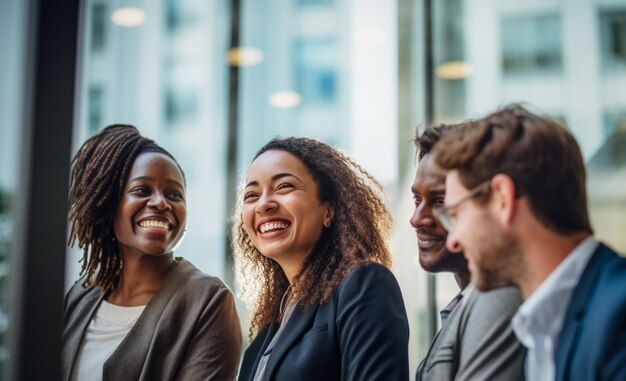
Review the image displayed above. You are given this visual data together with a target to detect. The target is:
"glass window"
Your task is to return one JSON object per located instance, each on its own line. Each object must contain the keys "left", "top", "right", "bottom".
{"left": 294, "top": 39, "right": 338, "bottom": 105}
{"left": 166, "top": 0, "right": 201, "bottom": 32}
{"left": 297, "top": 0, "right": 333, "bottom": 6}
{"left": 406, "top": 0, "right": 626, "bottom": 366}
{"left": 91, "top": 2, "right": 107, "bottom": 52}
{"left": 502, "top": 15, "right": 562, "bottom": 75}
{"left": 600, "top": 10, "right": 626, "bottom": 68}
{"left": 421, "top": 1, "right": 626, "bottom": 325}
{"left": 74, "top": 0, "right": 232, "bottom": 283}
{"left": 88, "top": 85, "right": 104, "bottom": 135}
{"left": 0, "top": 0, "right": 28, "bottom": 376}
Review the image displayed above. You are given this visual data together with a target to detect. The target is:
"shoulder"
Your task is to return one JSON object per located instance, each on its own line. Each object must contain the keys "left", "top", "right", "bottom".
{"left": 573, "top": 244, "right": 626, "bottom": 313}
{"left": 469, "top": 285, "right": 523, "bottom": 315}
{"left": 335, "top": 261, "right": 403, "bottom": 304}
{"left": 336, "top": 262, "right": 399, "bottom": 293}
{"left": 582, "top": 251, "right": 626, "bottom": 315}
{"left": 453, "top": 285, "right": 522, "bottom": 334}
{"left": 64, "top": 277, "right": 101, "bottom": 310}
{"left": 174, "top": 259, "right": 232, "bottom": 293}
{"left": 341, "top": 261, "right": 397, "bottom": 285}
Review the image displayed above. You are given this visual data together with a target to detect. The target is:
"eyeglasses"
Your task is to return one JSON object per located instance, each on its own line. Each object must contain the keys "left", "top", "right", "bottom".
{"left": 434, "top": 180, "right": 491, "bottom": 231}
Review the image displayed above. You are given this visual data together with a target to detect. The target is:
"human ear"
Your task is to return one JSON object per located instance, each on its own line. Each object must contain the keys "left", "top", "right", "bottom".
{"left": 323, "top": 202, "right": 334, "bottom": 228}
{"left": 490, "top": 174, "right": 517, "bottom": 225}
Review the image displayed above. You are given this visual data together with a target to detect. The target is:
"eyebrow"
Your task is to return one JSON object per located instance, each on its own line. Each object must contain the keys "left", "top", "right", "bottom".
{"left": 245, "top": 172, "right": 303, "bottom": 189}
{"left": 128, "top": 176, "right": 184, "bottom": 189}
{"left": 411, "top": 186, "right": 446, "bottom": 196}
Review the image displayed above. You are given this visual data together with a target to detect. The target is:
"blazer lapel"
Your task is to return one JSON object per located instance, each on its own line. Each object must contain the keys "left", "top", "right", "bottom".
{"left": 554, "top": 244, "right": 612, "bottom": 381}
{"left": 240, "top": 322, "right": 280, "bottom": 381}
{"left": 103, "top": 260, "right": 189, "bottom": 380}
{"left": 264, "top": 303, "right": 318, "bottom": 381}
{"left": 62, "top": 287, "right": 105, "bottom": 381}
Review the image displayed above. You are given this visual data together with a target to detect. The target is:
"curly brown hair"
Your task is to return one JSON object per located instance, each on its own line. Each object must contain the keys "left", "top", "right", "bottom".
{"left": 68, "top": 124, "right": 184, "bottom": 291}
{"left": 233, "top": 137, "right": 393, "bottom": 338}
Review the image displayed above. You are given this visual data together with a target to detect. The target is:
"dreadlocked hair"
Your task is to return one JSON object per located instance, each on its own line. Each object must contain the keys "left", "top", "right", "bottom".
{"left": 68, "top": 124, "right": 184, "bottom": 291}
{"left": 233, "top": 137, "right": 393, "bottom": 339}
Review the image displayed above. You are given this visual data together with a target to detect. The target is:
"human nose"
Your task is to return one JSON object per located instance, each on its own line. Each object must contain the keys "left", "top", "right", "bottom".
{"left": 446, "top": 227, "right": 463, "bottom": 253}
{"left": 255, "top": 193, "right": 277, "bottom": 214}
{"left": 147, "top": 192, "right": 171, "bottom": 211}
{"left": 410, "top": 203, "right": 435, "bottom": 229}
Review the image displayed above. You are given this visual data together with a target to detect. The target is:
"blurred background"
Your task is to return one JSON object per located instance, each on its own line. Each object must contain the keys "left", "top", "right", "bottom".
{"left": 1, "top": 0, "right": 625, "bottom": 378}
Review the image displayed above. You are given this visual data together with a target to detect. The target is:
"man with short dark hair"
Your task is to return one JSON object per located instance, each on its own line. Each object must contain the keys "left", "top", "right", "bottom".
{"left": 411, "top": 124, "right": 525, "bottom": 380}
{"left": 432, "top": 105, "right": 626, "bottom": 381}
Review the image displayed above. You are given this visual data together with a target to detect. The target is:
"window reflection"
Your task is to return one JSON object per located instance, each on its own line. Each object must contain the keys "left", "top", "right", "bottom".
{"left": 501, "top": 15, "right": 562, "bottom": 75}
{"left": 600, "top": 10, "right": 626, "bottom": 69}
{"left": 91, "top": 2, "right": 107, "bottom": 52}
{"left": 0, "top": 0, "right": 28, "bottom": 374}
{"left": 74, "top": 0, "right": 231, "bottom": 284}
{"left": 428, "top": 0, "right": 626, "bottom": 362}
{"left": 294, "top": 39, "right": 338, "bottom": 105}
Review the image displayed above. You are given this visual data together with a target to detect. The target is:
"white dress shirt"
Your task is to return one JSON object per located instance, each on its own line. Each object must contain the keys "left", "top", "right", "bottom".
{"left": 511, "top": 236, "right": 599, "bottom": 381}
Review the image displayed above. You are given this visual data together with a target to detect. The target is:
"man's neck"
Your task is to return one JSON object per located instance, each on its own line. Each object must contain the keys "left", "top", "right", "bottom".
{"left": 518, "top": 231, "right": 591, "bottom": 299}
{"left": 454, "top": 272, "right": 471, "bottom": 290}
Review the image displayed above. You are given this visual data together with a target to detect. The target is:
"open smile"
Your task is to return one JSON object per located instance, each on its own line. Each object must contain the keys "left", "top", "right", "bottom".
{"left": 257, "top": 219, "right": 291, "bottom": 235}
{"left": 137, "top": 216, "right": 173, "bottom": 231}
{"left": 416, "top": 234, "right": 446, "bottom": 249}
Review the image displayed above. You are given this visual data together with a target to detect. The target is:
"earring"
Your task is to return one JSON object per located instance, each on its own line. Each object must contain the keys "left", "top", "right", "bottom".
{"left": 324, "top": 219, "right": 331, "bottom": 228}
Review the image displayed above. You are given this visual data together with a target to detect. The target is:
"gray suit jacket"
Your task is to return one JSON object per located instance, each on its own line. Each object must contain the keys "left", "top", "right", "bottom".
{"left": 62, "top": 259, "right": 242, "bottom": 381}
{"left": 416, "top": 285, "right": 525, "bottom": 381}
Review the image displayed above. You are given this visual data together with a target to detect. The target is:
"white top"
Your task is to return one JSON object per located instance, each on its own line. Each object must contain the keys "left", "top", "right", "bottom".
{"left": 253, "top": 301, "right": 297, "bottom": 381}
{"left": 511, "top": 236, "right": 598, "bottom": 381}
{"left": 70, "top": 300, "right": 146, "bottom": 381}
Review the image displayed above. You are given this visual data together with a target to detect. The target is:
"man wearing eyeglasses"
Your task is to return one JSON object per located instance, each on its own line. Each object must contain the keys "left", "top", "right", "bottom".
{"left": 411, "top": 124, "right": 525, "bottom": 381}
{"left": 431, "top": 105, "right": 626, "bottom": 381}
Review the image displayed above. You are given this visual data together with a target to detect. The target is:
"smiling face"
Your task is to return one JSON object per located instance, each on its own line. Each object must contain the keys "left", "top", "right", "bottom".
{"left": 113, "top": 152, "right": 187, "bottom": 258}
{"left": 242, "top": 150, "right": 332, "bottom": 277}
{"left": 410, "top": 153, "right": 468, "bottom": 274}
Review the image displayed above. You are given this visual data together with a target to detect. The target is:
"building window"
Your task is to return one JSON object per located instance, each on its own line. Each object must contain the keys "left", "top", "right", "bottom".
{"left": 297, "top": 0, "right": 333, "bottom": 6}
{"left": 0, "top": 188, "right": 10, "bottom": 370}
{"left": 294, "top": 39, "right": 338, "bottom": 104}
{"left": 501, "top": 15, "right": 562, "bottom": 75}
{"left": 166, "top": 0, "right": 200, "bottom": 32}
{"left": 88, "top": 86, "right": 103, "bottom": 135}
{"left": 165, "top": 88, "right": 198, "bottom": 125}
{"left": 600, "top": 10, "right": 626, "bottom": 69}
{"left": 91, "top": 3, "right": 107, "bottom": 52}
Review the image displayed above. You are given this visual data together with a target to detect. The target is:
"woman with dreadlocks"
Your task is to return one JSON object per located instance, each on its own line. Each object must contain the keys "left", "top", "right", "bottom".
{"left": 234, "top": 137, "right": 409, "bottom": 380}
{"left": 62, "top": 125, "right": 242, "bottom": 381}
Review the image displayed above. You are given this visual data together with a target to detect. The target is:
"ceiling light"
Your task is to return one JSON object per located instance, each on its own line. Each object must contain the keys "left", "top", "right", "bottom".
{"left": 435, "top": 61, "right": 474, "bottom": 80}
{"left": 228, "top": 47, "right": 264, "bottom": 67}
{"left": 111, "top": 7, "right": 146, "bottom": 27}
{"left": 269, "top": 91, "right": 301, "bottom": 108}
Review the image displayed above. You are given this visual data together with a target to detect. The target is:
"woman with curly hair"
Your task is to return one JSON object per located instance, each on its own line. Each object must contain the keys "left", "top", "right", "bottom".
{"left": 234, "top": 137, "right": 409, "bottom": 380}
{"left": 62, "top": 125, "right": 242, "bottom": 381}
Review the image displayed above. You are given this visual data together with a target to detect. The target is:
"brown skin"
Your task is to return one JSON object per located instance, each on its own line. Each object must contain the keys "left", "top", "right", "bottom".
{"left": 108, "top": 152, "right": 187, "bottom": 306}
{"left": 242, "top": 150, "right": 333, "bottom": 283}
{"left": 410, "top": 154, "right": 469, "bottom": 289}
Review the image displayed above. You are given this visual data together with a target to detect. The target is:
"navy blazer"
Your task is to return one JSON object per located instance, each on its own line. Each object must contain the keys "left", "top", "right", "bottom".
{"left": 555, "top": 243, "right": 626, "bottom": 381}
{"left": 238, "top": 261, "right": 410, "bottom": 381}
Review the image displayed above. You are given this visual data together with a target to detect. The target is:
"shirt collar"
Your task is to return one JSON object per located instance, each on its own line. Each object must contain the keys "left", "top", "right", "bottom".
{"left": 512, "top": 236, "right": 599, "bottom": 348}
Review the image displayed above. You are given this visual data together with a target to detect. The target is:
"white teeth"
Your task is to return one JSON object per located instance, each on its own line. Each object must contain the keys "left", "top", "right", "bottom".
{"left": 139, "top": 220, "right": 169, "bottom": 229}
{"left": 260, "top": 221, "right": 289, "bottom": 233}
